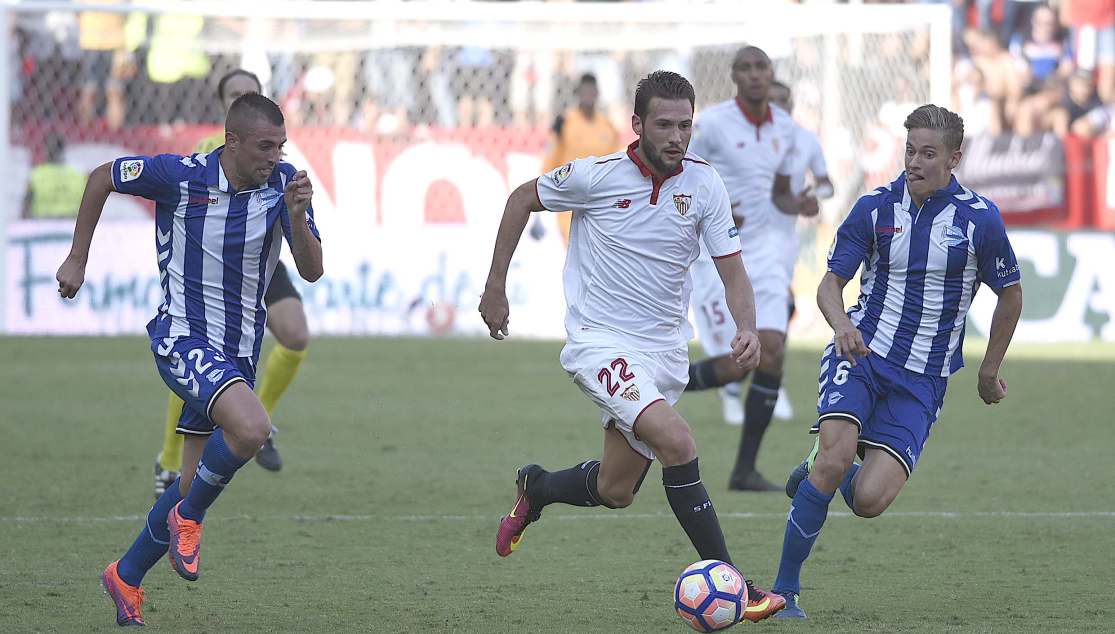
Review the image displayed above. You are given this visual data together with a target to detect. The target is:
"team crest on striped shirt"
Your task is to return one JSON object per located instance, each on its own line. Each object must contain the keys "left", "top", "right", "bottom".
{"left": 253, "top": 188, "right": 283, "bottom": 210}
{"left": 943, "top": 224, "right": 968, "bottom": 248}
{"left": 673, "top": 194, "right": 692, "bottom": 216}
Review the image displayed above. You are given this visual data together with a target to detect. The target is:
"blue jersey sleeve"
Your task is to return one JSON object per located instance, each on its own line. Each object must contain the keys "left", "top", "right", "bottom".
{"left": 827, "top": 195, "right": 877, "bottom": 280}
{"left": 111, "top": 154, "right": 185, "bottom": 205}
{"left": 974, "top": 203, "right": 1020, "bottom": 289}
{"left": 277, "top": 164, "right": 321, "bottom": 247}
{"left": 280, "top": 201, "right": 321, "bottom": 246}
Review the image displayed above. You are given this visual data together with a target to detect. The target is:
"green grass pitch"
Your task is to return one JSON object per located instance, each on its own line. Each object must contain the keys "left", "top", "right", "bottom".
{"left": 1, "top": 336, "right": 1112, "bottom": 632}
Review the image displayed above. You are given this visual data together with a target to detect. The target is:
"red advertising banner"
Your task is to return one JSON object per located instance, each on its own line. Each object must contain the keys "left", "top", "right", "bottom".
{"left": 1094, "top": 135, "right": 1115, "bottom": 230}
{"left": 15, "top": 124, "right": 551, "bottom": 225}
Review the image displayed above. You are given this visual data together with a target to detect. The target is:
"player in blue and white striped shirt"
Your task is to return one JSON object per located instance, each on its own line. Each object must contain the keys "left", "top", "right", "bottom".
{"left": 56, "top": 94, "right": 322, "bottom": 626}
{"left": 770, "top": 105, "right": 1024, "bottom": 618}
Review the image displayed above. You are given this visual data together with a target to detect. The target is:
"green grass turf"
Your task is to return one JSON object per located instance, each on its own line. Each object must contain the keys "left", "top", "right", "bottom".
{"left": 1, "top": 336, "right": 1112, "bottom": 633}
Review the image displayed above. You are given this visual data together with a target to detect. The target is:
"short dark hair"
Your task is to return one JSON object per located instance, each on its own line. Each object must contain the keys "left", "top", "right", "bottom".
{"left": 218, "top": 69, "right": 262, "bottom": 100}
{"left": 904, "top": 104, "right": 965, "bottom": 153}
{"left": 633, "top": 71, "right": 695, "bottom": 121}
{"left": 579, "top": 73, "right": 597, "bottom": 87}
{"left": 226, "top": 93, "right": 285, "bottom": 137}
{"left": 732, "top": 45, "right": 770, "bottom": 69}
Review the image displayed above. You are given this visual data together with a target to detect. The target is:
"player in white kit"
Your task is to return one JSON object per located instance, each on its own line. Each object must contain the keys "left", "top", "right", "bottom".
{"left": 480, "top": 71, "right": 787, "bottom": 622}
{"left": 765, "top": 80, "right": 836, "bottom": 423}
{"left": 684, "top": 47, "right": 819, "bottom": 492}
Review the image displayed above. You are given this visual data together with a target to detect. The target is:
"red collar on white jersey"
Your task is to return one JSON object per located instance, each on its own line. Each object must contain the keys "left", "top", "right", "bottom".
{"left": 734, "top": 97, "right": 773, "bottom": 127}
{"left": 626, "top": 141, "right": 687, "bottom": 205}
{"left": 626, "top": 141, "right": 684, "bottom": 180}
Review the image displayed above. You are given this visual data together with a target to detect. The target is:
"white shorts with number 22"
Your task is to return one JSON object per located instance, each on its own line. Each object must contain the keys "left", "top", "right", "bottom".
{"left": 559, "top": 342, "right": 689, "bottom": 461}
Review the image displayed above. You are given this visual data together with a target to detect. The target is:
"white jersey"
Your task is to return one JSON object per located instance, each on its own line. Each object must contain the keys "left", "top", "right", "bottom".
{"left": 535, "top": 142, "right": 742, "bottom": 352}
{"left": 771, "top": 124, "right": 834, "bottom": 269}
{"left": 688, "top": 98, "right": 796, "bottom": 230}
{"left": 771, "top": 124, "right": 830, "bottom": 263}
{"left": 786, "top": 124, "right": 829, "bottom": 196}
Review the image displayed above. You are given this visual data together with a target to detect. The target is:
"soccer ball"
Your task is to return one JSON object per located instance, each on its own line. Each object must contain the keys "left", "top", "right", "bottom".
{"left": 674, "top": 560, "right": 747, "bottom": 632}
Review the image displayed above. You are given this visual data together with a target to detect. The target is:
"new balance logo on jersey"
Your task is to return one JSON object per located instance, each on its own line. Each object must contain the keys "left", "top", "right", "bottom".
{"left": 612, "top": 199, "right": 632, "bottom": 209}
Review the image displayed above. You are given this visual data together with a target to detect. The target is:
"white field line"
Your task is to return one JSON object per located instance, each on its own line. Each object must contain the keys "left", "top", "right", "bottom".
{"left": 2, "top": 511, "right": 1114, "bottom": 524}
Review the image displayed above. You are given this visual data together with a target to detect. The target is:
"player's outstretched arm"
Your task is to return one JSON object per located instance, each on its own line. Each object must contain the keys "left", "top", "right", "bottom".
{"left": 978, "top": 283, "right": 1023, "bottom": 405}
{"left": 284, "top": 170, "right": 323, "bottom": 283}
{"left": 479, "top": 179, "right": 546, "bottom": 340}
{"left": 713, "top": 254, "right": 760, "bottom": 371}
{"left": 817, "top": 271, "right": 870, "bottom": 365}
{"left": 56, "top": 162, "right": 115, "bottom": 299}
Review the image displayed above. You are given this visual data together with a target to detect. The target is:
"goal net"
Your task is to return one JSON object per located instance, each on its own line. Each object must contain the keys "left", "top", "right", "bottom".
{"left": 1, "top": 1, "right": 951, "bottom": 339}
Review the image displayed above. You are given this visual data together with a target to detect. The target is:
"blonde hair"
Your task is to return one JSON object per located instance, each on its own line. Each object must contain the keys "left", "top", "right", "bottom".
{"left": 903, "top": 105, "right": 964, "bottom": 153}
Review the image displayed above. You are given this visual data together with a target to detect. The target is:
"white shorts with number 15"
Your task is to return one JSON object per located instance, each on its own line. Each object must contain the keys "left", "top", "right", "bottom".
{"left": 690, "top": 219, "right": 797, "bottom": 356}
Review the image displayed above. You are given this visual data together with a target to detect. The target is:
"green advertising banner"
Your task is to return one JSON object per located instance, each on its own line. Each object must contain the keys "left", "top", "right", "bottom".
{"left": 785, "top": 228, "right": 1115, "bottom": 344}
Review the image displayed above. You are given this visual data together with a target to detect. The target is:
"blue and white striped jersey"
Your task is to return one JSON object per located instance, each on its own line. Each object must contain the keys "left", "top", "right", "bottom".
{"left": 112, "top": 149, "right": 320, "bottom": 360}
{"left": 828, "top": 173, "right": 1019, "bottom": 377}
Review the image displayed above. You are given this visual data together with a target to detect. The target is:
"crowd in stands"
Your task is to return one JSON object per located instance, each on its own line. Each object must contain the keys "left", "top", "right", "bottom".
{"left": 8, "top": 0, "right": 1113, "bottom": 141}
{"left": 848, "top": 0, "right": 1114, "bottom": 139}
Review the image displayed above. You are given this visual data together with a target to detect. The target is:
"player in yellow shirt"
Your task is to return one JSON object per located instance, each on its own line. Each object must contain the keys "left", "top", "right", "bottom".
{"left": 154, "top": 69, "right": 311, "bottom": 496}
{"left": 23, "top": 134, "right": 87, "bottom": 219}
{"left": 540, "top": 74, "right": 621, "bottom": 245}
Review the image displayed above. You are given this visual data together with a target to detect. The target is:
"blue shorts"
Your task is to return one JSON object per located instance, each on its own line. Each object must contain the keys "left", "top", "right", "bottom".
{"left": 812, "top": 343, "right": 947, "bottom": 478}
{"left": 151, "top": 336, "right": 256, "bottom": 436}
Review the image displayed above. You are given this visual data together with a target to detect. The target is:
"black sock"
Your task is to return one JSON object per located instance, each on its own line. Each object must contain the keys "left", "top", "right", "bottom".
{"left": 733, "top": 370, "right": 782, "bottom": 476}
{"left": 663, "top": 458, "right": 732, "bottom": 567}
{"left": 686, "top": 359, "right": 720, "bottom": 391}
{"left": 531, "top": 460, "right": 615, "bottom": 509}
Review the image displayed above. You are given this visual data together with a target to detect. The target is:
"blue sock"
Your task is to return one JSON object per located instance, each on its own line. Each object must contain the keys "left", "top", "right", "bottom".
{"left": 117, "top": 478, "right": 184, "bottom": 587}
{"left": 177, "top": 429, "right": 248, "bottom": 522}
{"left": 839, "top": 463, "right": 860, "bottom": 512}
{"left": 773, "top": 478, "right": 834, "bottom": 596}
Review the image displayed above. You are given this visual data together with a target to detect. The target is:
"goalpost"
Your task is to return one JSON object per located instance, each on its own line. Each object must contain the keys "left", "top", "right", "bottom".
{"left": 0, "top": 0, "right": 951, "bottom": 338}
